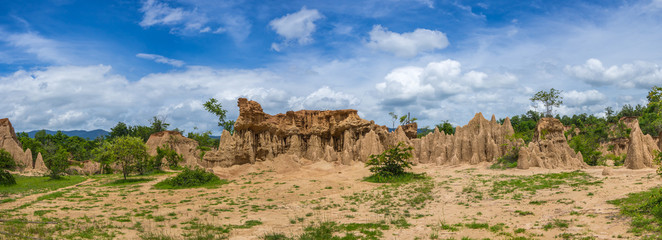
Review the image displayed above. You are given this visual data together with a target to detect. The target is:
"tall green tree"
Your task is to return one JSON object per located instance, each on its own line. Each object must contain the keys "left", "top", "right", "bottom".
{"left": 45, "top": 149, "right": 69, "bottom": 179}
{"left": 109, "top": 122, "right": 130, "bottom": 139}
{"left": 530, "top": 88, "right": 563, "bottom": 117}
{"left": 110, "top": 136, "right": 148, "bottom": 180}
{"left": 203, "top": 98, "right": 235, "bottom": 134}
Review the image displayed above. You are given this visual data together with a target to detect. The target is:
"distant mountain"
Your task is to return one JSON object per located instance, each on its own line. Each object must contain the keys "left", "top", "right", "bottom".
{"left": 24, "top": 129, "right": 109, "bottom": 140}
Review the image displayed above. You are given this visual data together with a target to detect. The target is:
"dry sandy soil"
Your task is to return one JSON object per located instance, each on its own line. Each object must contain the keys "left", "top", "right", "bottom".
{"left": 1, "top": 158, "right": 660, "bottom": 240}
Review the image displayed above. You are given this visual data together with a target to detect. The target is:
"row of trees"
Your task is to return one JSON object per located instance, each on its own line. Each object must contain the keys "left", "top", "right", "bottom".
{"left": 9, "top": 98, "right": 233, "bottom": 179}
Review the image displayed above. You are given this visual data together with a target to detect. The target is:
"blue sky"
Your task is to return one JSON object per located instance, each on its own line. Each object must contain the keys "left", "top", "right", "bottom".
{"left": 1, "top": 0, "right": 662, "bottom": 134}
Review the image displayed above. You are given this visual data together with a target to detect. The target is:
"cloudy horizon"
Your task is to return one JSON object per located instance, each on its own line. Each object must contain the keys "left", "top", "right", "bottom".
{"left": 1, "top": 0, "right": 661, "bottom": 134}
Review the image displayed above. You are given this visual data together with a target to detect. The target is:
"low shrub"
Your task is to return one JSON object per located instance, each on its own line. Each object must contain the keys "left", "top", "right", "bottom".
{"left": 365, "top": 142, "right": 414, "bottom": 183}
{"left": 0, "top": 170, "right": 16, "bottom": 186}
{"left": 154, "top": 168, "right": 226, "bottom": 189}
{"left": 0, "top": 149, "right": 16, "bottom": 170}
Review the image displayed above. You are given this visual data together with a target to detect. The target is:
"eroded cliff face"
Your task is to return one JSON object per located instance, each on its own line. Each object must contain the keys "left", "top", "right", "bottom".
{"left": 146, "top": 131, "right": 202, "bottom": 168}
{"left": 0, "top": 118, "right": 47, "bottom": 174}
{"left": 202, "top": 98, "right": 516, "bottom": 168}
{"left": 518, "top": 118, "right": 586, "bottom": 169}
{"left": 624, "top": 118, "right": 659, "bottom": 169}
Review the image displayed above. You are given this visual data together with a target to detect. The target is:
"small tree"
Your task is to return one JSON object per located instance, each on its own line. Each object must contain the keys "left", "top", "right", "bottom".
{"left": 398, "top": 113, "right": 418, "bottom": 125}
{"left": 436, "top": 120, "right": 455, "bottom": 135}
{"left": 204, "top": 98, "right": 235, "bottom": 134}
{"left": 388, "top": 112, "right": 398, "bottom": 129}
{"left": 366, "top": 142, "right": 414, "bottom": 179}
{"left": 111, "top": 136, "right": 148, "bottom": 180}
{"left": 45, "top": 149, "right": 69, "bottom": 179}
{"left": 530, "top": 88, "right": 563, "bottom": 117}
{"left": 150, "top": 116, "right": 170, "bottom": 133}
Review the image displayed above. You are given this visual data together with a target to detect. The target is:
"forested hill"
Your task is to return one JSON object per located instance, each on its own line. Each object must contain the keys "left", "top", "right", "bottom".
{"left": 24, "top": 129, "right": 109, "bottom": 140}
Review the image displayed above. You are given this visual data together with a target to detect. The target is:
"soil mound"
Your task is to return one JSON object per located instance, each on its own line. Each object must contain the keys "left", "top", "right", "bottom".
{"left": 145, "top": 131, "right": 201, "bottom": 168}
{"left": 624, "top": 118, "right": 659, "bottom": 169}
{"left": 518, "top": 118, "right": 587, "bottom": 169}
{"left": 0, "top": 118, "right": 47, "bottom": 174}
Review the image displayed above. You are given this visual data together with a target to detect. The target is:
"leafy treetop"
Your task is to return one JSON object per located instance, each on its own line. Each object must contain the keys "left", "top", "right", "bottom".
{"left": 530, "top": 88, "right": 563, "bottom": 117}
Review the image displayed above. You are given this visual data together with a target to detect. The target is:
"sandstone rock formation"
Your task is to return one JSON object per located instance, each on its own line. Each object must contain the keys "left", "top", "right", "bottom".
{"left": 203, "top": 98, "right": 391, "bottom": 167}
{"left": 518, "top": 118, "right": 587, "bottom": 169}
{"left": 202, "top": 98, "right": 516, "bottom": 167}
{"left": 67, "top": 160, "right": 100, "bottom": 175}
{"left": 0, "top": 118, "right": 47, "bottom": 173}
{"left": 624, "top": 118, "right": 659, "bottom": 169}
{"left": 410, "top": 113, "right": 515, "bottom": 165}
{"left": 146, "top": 131, "right": 202, "bottom": 168}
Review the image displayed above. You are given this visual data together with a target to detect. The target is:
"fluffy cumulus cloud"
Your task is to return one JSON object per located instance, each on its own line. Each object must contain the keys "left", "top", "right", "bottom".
{"left": 288, "top": 86, "right": 359, "bottom": 110}
{"left": 562, "top": 90, "right": 607, "bottom": 107}
{"left": 136, "top": 53, "right": 185, "bottom": 67}
{"left": 376, "top": 59, "right": 517, "bottom": 107}
{"left": 565, "top": 58, "right": 662, "bottom": 89}
{"left": 367, "top": 25, "right": 449, "bottom": 57}
{"left": 269, "top": 7, "right": 323, "bottom": 51}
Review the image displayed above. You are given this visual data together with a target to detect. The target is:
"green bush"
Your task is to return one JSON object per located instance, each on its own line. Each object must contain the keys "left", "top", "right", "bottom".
{"left": 366, "top": 142, "right": 413, "bottom": 177}
{"left": 0, "top": 170, "right": 16, "bottom": 186}
{"left": 0, "top": 149, "right": 16, "bottom": 170}
{"left": 155, "top": 168, "right": 224, "bottom": 189}
{"left": 155, "top": 145, "right": 183, "bottom": 169}
{"left": 365, "top": 142, "right": 426, "bottom": 183}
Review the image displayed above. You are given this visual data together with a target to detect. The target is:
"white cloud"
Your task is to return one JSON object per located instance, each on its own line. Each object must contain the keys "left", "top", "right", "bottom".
{"left": 0, "top": 65, "right": 287, "bottom": 133}
{"left": 138, "top": 0, "right": 250, "bottom": 40}
{"left": 139, "top": 0, "right": 191, "bottom": 27}
{"left": 562, "top": 90, "right": 607, "bottom": 107}
{"left": 376, "top": 59, "right": 517, "bottom": 107}
{"left": 288, "top": 86, "right": 359, "bottom": 110}
{"left": 565, "top": 58, "right": 662, "bottom": 88}
{"left": 1, "top": 31, "right": 66, "bottom": 64}
{"left": 136, "top": 53, "right": 185, "bottom": 67}
{"left": 269, "top": 7, "right": 323, "bottom": 51}
{"left": 367, "top": 25, "right": 449, "bottom": 57}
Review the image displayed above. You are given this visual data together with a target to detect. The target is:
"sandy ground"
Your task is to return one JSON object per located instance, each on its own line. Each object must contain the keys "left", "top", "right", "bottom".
{"left": 1, "top": 158, "right": 660, "bottom": 240}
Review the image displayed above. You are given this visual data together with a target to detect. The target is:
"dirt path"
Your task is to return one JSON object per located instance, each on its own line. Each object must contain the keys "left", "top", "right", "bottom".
{"left": 1, "top": 178, "right": 96, "bottom": 210}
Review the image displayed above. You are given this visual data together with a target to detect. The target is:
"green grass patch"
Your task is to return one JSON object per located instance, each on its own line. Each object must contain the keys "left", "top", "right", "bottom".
{"left": 363, "top": 172, "right": 428, "bottom": 183}
{"left": 608, "top": 187, "right": 662, "bottom": 238}
{"left": 491, "top": 171, "right": 601, "bottom": 196}
{"left": 0, "top": 175, "right": 86, "bottom": 195}
{"left": 263, "top": 221, "right": 389, "bottom": 240}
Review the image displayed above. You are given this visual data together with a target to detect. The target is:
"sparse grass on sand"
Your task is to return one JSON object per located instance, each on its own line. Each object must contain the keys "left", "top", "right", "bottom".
{"left": 608, "top": 186, "right": 662, "bottom": 239}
